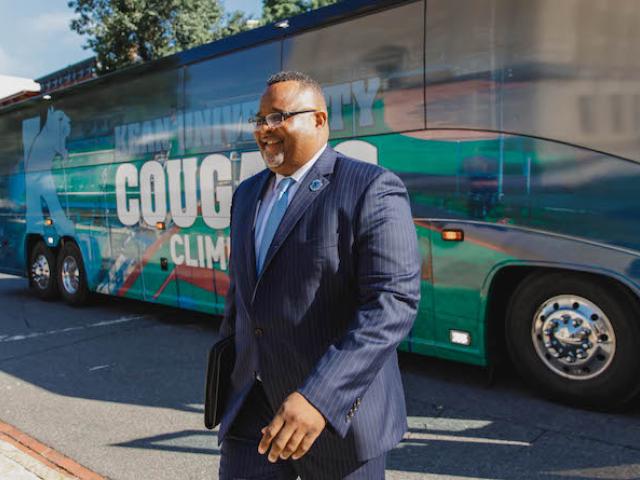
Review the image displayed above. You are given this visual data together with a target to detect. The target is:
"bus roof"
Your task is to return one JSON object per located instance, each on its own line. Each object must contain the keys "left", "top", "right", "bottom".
{"left": 0, "top": 0, "right": 411, "bottom": 114}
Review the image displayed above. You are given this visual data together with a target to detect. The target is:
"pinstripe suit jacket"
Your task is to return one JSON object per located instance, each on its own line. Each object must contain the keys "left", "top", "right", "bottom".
{"left": 218, "top": 146, "right": 421, "bottom": 462}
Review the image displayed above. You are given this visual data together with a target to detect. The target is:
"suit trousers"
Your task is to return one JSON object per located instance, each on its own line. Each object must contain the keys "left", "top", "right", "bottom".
{"left": 219, "top": 382, "right": 385, "bottom": 480}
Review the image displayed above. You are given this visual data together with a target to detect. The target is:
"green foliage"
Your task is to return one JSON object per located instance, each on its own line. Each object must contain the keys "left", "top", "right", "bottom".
{"left": 308, "top": 0, "right": 338, "bottom": 8}
{"left": 219, "top": 10, "right": 252, "bottom": 38}
{"left": 261, "top": 0, "right": 340, "bottom": 25}
{"left": 69, "top": 0, "right": 229, "bottom": 72}
{"left": 262, "top": 0, "right": 307, "bottom": 24}
{"left": 68, "top": 0, "right": 340, "bottom": 73}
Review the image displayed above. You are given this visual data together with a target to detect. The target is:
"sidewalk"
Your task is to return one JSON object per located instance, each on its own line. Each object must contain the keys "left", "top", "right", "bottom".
{"left": 0, "top": 421, "right": 105, "bottom": 480}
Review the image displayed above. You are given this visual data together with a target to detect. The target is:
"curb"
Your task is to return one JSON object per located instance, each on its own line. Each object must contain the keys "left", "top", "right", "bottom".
{"left": 0, "top": 420, "right": 106, "bottom": 480}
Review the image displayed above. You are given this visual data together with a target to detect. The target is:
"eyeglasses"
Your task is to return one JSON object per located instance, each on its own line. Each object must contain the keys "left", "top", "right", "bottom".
{"left": 248, "top": 110, "right": 318, "bottom": 129}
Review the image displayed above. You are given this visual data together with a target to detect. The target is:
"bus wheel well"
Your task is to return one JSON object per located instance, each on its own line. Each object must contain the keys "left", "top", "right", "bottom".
{"left": 59, "top": 236, "right": 78, "bottom": 248}
{"left": 25, "top": 234, "right": 58, "bottom": 272}
{"left": 25, "top": 236, "right": 81, "bottom": 276}
{"left": 486, "top": 267, "right": 534, "bottom": 367}
{"left": 486, "top": 266, "right": 640, "bottom": 367}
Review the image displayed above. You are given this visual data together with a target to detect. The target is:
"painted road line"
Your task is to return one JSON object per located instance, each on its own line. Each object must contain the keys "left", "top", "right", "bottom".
{"left": 402, "top": 431, "right": 531, "bottom": 447}
{"left": 0, "top": 420, "right": 106, "bottom": 480}
{"left": 387, "top": 471, "right": 493, "bottom": 480}
{"left": 0, "top": 315, "right": 146, "bottom": 343}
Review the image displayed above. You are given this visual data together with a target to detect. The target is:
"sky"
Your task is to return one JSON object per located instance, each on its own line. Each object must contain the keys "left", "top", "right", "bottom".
{"left": 0, "top": 0, "right": 262, "bottom": 79}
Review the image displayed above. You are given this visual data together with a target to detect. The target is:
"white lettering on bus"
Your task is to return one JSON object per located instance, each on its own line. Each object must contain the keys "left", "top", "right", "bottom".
{"left": 170, "top": 234, "right": 184, "bottom": 264}
{"left": 183, "top": 234, "right": 198, "bottom": 267}
{"left": 352, "top": 78, "right": 380, "bottom": 127}
{"left": 324, "top": 83, "right": 351, "bottom": 131}
{"left": 205, "top": 235, "right": 228, "bottom": 270}
{"left": 115, "top": 115, "right": 172, "bottom": 158}
{"left": 139, "top": 161, "right": 167, "bottom": 225}
{"left": 323, "top": 77, "right": 380, "bottom": 131}
{"left": 167, "top": 157, "right": 198, "bottom": 228}
{"left": 200, "top": 154, "right": 231, "bottom": 229}
{"left": 115, "top": 163, "right": 140, "bottom": 226}
{"left": 333, "top": 140, "right": 378, "bottom": 165}
{"left": 114, "top": 141, "right": 377, "bottom": 230}
{"left": 170, "top": 234, "right": 229, "bottom": 270}
{"left": 113, "top": 78, "right": 380, "bottom": 155}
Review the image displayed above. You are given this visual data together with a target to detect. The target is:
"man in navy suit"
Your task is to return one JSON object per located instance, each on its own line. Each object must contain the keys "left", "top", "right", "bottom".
{"left": 218, "top": 71, "right": 420, "bottom": 479}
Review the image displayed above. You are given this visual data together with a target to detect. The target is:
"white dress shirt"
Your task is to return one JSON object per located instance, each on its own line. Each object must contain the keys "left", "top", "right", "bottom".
{"left": 254, "top": 144, "right": 327, "bottom": 251}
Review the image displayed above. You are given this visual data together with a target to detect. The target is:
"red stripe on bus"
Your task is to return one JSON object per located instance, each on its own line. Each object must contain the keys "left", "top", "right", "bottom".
{"left": 117, "top": 225, "right": 181, "bottom": 296}
{"left": 152, "top": 264, "right": 230, "bottom": 299}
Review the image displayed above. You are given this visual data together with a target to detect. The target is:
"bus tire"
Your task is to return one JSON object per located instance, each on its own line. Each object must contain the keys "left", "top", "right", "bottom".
{"left": 57, "top": 242, "right": 89, "bottom": 306}
{"left": 29, "top": 241, "right": 59, "bottom": 300}
{"left": 506, "top": 271, "right": 640, "bottom": 409}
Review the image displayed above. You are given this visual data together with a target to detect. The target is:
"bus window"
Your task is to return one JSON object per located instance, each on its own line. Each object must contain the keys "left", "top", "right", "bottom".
{"left": 426, "top": 0, "right": 640, "bottom": 162}
{"left": 283, "top": 0, "right": 424, "bottom": 139}
{"left": 183, "top": 42, "right": 281, "bottom": 156}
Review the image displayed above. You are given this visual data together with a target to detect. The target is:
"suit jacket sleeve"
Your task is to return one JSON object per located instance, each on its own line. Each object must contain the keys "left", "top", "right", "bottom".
{"left": 219, "top": 191, "right": 237, "bottom": 338}
{"left": 298, "top": 170, "right": 421, "bottom": 438}
{"left": 219, "top": 261, "right": 236, "bottom": 337}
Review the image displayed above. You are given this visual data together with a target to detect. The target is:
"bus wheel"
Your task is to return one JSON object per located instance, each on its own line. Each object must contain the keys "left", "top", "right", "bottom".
{"left": 29, "top": 241, "right": 59, "bottom": 300}
{"left": 506, "top": 272, "right": 640, "bottom": 409}
{"left": 57, "top": 242, "right": 89, "bottom": 306}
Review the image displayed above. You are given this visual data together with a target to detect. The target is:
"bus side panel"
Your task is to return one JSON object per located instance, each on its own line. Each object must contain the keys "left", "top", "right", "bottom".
{"left": 174, "top": 41, "right": 281, "bottom": 314}
{"left": 0, "top": 110, "right": 27, "bottom": 276}
{"left": 61, "top": 162, "right": 117, "bottom": 296}
{"left": 49, "top": 68, "right": 183, "bottom": 305}
{"left": 282, "top": 0, "right": 425, "bottom": 139}
{"left": 397, "top": 220, "right": 436, "bottom": 357}
{"left": 0, "top": 173, "right": 26, "bottom": 275}
{"left": 426, "top": 0, "right": 640, "bottom": 163}
{"left": 341, "top": 130, "right": 640, "bottom": 364}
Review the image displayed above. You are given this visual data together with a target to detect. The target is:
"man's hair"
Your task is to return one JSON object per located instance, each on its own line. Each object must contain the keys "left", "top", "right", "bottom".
{"left": 267, "top": 71, "right": 324, "bottom": 98}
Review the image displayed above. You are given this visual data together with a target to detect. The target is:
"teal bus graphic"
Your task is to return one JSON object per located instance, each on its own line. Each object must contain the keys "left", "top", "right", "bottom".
{"left": 2, "top": 0, "right": 640, "bottom": 408}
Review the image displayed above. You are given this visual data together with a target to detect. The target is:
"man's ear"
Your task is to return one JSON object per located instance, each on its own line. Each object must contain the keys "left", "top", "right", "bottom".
{"left": 315, "top": 111, "right": 328, "bottom": 129}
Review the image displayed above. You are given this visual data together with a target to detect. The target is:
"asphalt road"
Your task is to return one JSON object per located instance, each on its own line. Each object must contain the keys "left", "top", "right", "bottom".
{"left": 0, "top": 272, "right": 639, "bottom": 480}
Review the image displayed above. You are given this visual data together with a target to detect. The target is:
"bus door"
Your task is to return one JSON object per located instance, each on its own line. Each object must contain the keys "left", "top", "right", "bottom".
{"left": 429, "top": 150, "right": 501, "bottom": 358}
{"left": 429, "top": 136, "right": 531, "bottom": 359}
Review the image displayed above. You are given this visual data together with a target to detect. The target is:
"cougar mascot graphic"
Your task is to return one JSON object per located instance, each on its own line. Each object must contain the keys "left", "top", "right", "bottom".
{"left": 22, "top": 107, "right": 75, "bottom": 235}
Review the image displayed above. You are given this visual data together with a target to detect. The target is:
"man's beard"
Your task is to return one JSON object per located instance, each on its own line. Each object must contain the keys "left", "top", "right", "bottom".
{"left": 262, "top": 151, "right": 285, "bottom": 169}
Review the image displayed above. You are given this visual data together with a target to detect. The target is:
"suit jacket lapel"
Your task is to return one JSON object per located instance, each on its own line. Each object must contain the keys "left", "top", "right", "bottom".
{"left": 256, "top": 147, "right": 337, "bottom": 285}
{"left": 242, "top": 169, "right": 272, "bottom": 291}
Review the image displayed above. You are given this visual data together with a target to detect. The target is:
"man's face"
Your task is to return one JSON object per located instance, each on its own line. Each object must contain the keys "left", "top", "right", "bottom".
{"left": 254, "top": 81, "right": 328, "bottom": 176}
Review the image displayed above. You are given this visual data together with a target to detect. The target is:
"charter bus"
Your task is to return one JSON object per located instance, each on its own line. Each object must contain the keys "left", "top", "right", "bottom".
{"left": 1, "top": 0, "right": 639, "bottom": 408}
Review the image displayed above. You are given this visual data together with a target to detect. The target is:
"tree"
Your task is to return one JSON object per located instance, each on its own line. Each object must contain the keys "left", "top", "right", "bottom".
{"left": 219, "top": 10, "right": 252, "bottom": 39}
{"left": 261, "top": 0, "right": 340, "bottom": 25}
{"left": 308, "top": 0, "right": 338, "bottom": 8}
{"left": 69, "top": 0, "right": 226, "bottom": 72}
{"left": 261, "top": 0, "right": 307, "bottom": 25}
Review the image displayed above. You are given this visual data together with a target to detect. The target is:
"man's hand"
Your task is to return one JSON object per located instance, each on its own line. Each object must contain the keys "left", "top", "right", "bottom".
{"left": 258, "top": 391, "right": 326, "bottom": 462}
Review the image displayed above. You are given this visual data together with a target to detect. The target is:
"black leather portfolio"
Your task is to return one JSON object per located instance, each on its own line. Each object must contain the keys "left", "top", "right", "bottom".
{"left": 204, "top": 335, "right": 235, "bottom": 430}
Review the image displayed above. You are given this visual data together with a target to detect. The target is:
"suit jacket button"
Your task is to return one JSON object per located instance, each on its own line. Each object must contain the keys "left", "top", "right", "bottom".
{"left": 254, "top": 327, "right": 263, "bottom": 337}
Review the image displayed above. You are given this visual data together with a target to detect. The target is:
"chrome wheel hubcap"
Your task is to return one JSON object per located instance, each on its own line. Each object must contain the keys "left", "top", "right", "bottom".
{"left": 31, "top": 254, "right": 50, "bottom": 290}
{"left": 532, "top": 295, "right": 615, "bottom": 380}
{"left": 61, "top": 256, "right": 80, "bottom": 295}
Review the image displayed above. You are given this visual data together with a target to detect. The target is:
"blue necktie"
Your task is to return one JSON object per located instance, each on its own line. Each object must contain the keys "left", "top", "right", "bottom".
{"left": 257, "top": 177, "right": 294, "bottom": 274}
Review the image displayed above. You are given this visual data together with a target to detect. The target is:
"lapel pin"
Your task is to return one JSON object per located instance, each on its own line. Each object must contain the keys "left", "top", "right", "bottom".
{"left": 309, "top": 179, "right": 323, "bottom": 191}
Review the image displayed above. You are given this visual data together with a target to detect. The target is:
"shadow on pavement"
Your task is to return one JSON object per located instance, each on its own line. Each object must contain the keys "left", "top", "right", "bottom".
{"left": 1, "top": 274, "right": 640, "bottom": 479}
{"left": 0, "top": 275, "right": 221, "bottom": 417}
{"left": 113, "top": 430, "right": 220, "bottom": 456}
